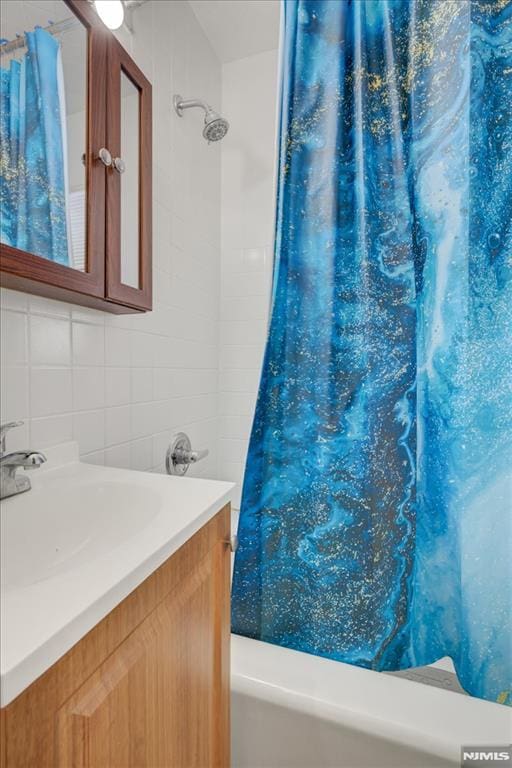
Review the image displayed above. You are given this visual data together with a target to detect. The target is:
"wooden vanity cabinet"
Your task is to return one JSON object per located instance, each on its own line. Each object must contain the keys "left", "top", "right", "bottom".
{"left": 0, "top": 506, "right": 231, "bottom": 768}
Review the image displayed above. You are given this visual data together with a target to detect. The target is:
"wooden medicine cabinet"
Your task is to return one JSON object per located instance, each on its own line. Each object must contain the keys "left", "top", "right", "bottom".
{"left": 0, "top": 0, "right": 152, "bottom": 313}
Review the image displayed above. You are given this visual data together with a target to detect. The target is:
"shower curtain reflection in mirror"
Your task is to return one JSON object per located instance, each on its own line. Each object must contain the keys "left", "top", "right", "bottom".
{"left": 0, "top": 20, "right": 86, "bottom": 269}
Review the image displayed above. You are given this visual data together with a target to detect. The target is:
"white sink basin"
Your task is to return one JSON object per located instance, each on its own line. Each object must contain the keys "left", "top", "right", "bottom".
{"left": 2, "top": 482, "right": 159, "bottom": 589}
{"left": 1, "top": 442, "right": 234, "bottom": 707}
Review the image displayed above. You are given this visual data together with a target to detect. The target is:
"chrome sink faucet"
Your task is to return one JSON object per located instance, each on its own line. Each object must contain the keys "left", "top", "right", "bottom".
{"left": 0, "top": 422, "right": 46, "bottom": 500}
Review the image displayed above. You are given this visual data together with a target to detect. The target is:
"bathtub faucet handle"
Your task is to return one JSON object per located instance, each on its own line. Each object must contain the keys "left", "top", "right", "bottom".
{"left": 189, "top": 448, "right": 209, "bottom": 463}
{"left": 166, "top": 432, "right": 209, "bottom": 476}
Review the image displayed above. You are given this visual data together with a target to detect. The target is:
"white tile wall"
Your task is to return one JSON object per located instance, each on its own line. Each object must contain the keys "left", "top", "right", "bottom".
{"left": 219, "top": 48, "right": 279, "bottom": 509}
{"left": 0, "top": 1, "right": 222, "bottom": 477}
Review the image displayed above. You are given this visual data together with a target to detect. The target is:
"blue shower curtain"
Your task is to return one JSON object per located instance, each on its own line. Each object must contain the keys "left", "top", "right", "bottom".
{"left": 232, "top": 0, "right": 512, "bottom": 706}
{"left": 0, "top": 27, "right": 69, "bottom": 265}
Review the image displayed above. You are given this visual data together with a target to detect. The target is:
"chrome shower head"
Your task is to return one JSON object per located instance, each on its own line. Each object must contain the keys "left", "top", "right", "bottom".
{"left": 174, "top": 95, "right": 229, "bottom": 143}
{"left": 203, "top": 109, "right": 229, "bottom": 142}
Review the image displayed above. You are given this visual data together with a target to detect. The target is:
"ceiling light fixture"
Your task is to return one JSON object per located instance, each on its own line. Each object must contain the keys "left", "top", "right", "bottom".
{"left": 93, "top": 0, "right": 125, "bottom": 30}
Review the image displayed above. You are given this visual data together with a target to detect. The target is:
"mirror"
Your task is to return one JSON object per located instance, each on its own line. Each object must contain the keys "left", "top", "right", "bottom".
{"left": 0, "top": 0, "right": 87, "bottom": 271}
{"left": 120, "top": 70, "right": 140, "bottom": 289}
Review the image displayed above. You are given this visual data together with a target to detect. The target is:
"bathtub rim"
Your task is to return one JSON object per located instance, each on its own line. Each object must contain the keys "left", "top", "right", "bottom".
{"left": 231, "top": 634, "right": 512, "bottom": 766}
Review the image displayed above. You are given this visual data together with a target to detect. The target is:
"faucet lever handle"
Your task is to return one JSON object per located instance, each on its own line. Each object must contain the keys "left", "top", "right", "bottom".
{"left": 188, "top": 448, "right": 209, "bottom": 463}
{"left": 0, "top": 421, "right": 24, "bottom": 453}
{"left": 166, "top": 433, "right": 209, "bottom": 476}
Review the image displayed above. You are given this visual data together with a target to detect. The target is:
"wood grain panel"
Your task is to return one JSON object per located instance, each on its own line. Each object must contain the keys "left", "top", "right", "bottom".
{"left": 0, "top": 0, "right": 153, "bottom": 315}
{"left": 212, "top": 538, "right": 231, "bottom": 767}
{"left": 2, "top": 506, "right": 231, "bottom": 768}
{"left": 0, "top": 0, "right": 107, "bottom": 304}
{"left": 0, "top": 708, "right": 6, "bottom": 768}
{"left": 105, "top": 37, "right": 152, "bottom": 311}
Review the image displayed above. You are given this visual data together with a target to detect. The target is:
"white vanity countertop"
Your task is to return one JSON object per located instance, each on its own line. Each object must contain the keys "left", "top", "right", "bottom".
{"left": 0, "top": 443, "right": 234, "bottom": 706}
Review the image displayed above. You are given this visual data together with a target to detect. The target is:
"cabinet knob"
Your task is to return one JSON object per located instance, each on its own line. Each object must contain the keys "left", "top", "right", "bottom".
{"left": 98, "top": 147, "right": 112, "bottom": 167}
{"left": 113, "top": 157, "right": 126, "bottom": 174}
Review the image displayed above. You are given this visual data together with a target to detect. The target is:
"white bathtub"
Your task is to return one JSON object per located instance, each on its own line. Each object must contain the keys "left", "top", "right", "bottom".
{"left": 231, "top": 634, "right": 511, "bottom": 768}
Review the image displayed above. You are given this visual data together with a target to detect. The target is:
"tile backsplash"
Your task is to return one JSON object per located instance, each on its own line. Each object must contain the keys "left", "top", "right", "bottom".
{"left": 0, "top": 4, "right": 280, "bottom": 496}
{"left": 0, "top": 1, "right": 221, "bottom": 479}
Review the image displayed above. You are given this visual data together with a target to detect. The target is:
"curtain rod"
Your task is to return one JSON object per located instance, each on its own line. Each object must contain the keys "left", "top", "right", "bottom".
{"left": 0, "top": 0, "right": 148, "bottom": 54}
{"left": 0, "top": 16, "right": 79, "bottom": 55}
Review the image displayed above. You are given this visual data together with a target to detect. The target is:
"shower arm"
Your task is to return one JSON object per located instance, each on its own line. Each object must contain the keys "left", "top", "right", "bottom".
{"left": 172, "top": 94, "right": 229, "bottom": 143}
{"left": 174, "top": 96, "right": 211, "bottom": 117}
